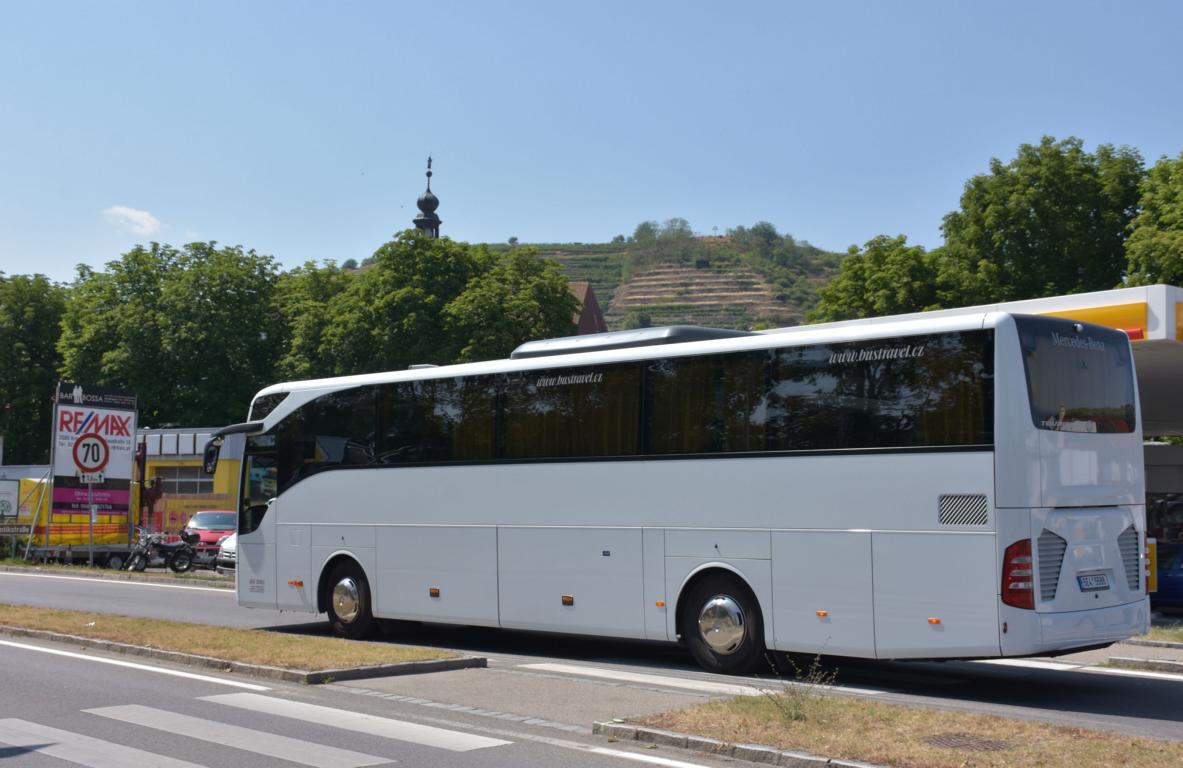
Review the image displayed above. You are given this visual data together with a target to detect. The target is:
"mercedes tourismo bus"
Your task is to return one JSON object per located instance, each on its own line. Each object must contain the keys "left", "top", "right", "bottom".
{"left": 204, "top": 312, "right": 1150, "bottom": 674}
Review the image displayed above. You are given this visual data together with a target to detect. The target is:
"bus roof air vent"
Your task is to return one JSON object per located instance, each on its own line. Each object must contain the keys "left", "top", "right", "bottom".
{"left": 510, "top": 325, "right": 754, "bottom": 360}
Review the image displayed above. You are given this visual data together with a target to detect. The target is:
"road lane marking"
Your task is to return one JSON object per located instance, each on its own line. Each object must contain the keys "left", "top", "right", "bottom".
{"left": 974, "top": 659, "right": 1083, "bottom": 671}
{"left": 0, "top": 639, "right": 269, "bottom": 691}
{"left": 519, "top": 662, "right": 884, "bottom": 697}
{"left": 1081, "top": 666, "right": 1183, "bottom": 682}
{"left": 520, "top": 662, "right": 768, "bottom": 696}
{"left": 86, "top": 705, "right": 390, "bottom": 768}
{"left": 322, "top": 704, "right": 718, "bottom": 768}
{"left": 0, "top": 718, "right": 208, "bottom": 768}
{"left": 203, "top": 693, "right": 511, "bottom": 752}
{"left": 0, "top": 571, "right": 231, "bottom": 593}
{"left": 590, "top": 746, "right": 714, "bottom": 767}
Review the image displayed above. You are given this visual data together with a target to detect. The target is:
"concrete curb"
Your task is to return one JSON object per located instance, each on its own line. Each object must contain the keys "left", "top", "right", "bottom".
{"left": 0, "top": 564, "right": 234, "bottom": 590}
{"left": 593, "top": 721, "right": 884, "bottom": 768}
{"left": 0, "top": 624, "right": 486, "bottom": 684}
{"left": 1124, "top": 638, "right": 1183, "bottom": 650}
{"left": 1106, "top": 656, "right": 1183, "bottom": 674}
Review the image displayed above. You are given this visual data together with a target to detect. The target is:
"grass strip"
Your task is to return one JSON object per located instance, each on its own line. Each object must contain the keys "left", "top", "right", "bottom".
{"left": 0, "top": 558, "right": 232, "bottom": 585}
{"left": 1145, "top": 625, "right": 1183, "bottom": 644}
{"left": 638, "top": 683, "right": 1182, "bottom": 768}
{"left": 0, "top": 603, "right": 455, "bottom": 669}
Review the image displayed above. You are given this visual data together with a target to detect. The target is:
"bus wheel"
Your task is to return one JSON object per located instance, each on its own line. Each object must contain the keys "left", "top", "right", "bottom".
{"left": 681, "top": 574, "right": 766, "bottom": 675}
{"left": 327, "top": 562, "right": 375, "bottom": 639}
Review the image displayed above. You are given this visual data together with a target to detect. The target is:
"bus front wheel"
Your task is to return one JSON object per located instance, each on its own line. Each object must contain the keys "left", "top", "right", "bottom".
{"left": 680, "top": 574, "right": 766, "bottom": 675}
{"left": 327, "top": 561, "right": 375, "bottom": 639}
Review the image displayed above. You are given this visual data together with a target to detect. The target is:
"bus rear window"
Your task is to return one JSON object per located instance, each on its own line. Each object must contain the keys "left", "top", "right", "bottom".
{"left": 1016, "top": 316, "right": 1136, "bottom": 434}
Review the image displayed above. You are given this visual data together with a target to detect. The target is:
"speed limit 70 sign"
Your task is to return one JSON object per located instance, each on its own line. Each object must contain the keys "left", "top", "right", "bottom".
{"left": 72, "top": 433, "right": 110, "bottom": 474}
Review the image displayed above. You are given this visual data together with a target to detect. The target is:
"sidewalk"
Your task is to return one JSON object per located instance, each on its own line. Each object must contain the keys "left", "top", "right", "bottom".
{"left": 1056, "top": 612, "right": 1183, "bottom": 672}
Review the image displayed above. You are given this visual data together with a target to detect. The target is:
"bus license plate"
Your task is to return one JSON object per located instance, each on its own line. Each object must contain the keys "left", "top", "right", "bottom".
{"left": 1077, "top": 573, "right": 1110, "bottom": 592}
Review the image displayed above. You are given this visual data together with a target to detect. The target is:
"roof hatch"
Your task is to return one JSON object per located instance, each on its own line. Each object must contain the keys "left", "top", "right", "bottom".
{"left": 510, "top": 325, "right": 754, "bottom": 360}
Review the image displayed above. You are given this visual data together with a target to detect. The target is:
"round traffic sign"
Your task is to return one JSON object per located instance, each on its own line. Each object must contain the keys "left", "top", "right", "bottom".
{"left": 72, "top": 433, "right": 110, "bottom": 473}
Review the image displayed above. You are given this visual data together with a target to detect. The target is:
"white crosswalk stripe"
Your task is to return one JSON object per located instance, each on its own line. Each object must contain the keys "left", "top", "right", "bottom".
{"left": 203, "top": 692, "right": 512, "bottom": 752}
{"left": 85, "top": 704, "right": 391, "bottom": 768}
{"left": 0, "top": 718, "right": 207, "bottom": 768}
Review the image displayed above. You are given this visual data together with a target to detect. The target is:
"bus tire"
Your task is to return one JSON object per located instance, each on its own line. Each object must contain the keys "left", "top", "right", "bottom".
{"left": 680, "top": 573, "right": 766, "bottom": 675}
{"left": 327, "top": 561, "right": 375, "bottom": 640}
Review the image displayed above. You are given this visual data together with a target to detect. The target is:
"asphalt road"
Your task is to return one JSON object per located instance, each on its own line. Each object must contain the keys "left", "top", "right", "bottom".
{"left": 2, "top": 569, "right": 1182, "bottom": 748}
{"left": 0, "top": 632, "right": 729, "bottom": 768}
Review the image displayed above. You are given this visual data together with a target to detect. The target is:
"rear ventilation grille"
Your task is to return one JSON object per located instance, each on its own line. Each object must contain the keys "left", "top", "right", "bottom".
{"left": 938, "top": 494, "right": 989, "bottom": 526}
{"left": 1037, "top": 529, "right": 1067, "bottom": 602}
{"left": 1118, "top": 526, "right": 1140, "bottom": 591}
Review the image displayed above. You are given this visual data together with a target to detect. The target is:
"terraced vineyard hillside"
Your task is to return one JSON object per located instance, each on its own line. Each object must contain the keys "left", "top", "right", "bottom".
{"left": 532, "top": 244, "right": 625, "bottom": 312}
{"left": 525, "top": 231, "right": 840, "bottom": 331}
{"left": 604, "top": 263, "right": 794, "bottom": 329}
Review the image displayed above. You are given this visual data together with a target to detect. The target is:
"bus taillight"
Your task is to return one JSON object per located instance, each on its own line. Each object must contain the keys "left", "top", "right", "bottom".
{"left": 1002, "top": 539, "right": 1035, "bottom": 609}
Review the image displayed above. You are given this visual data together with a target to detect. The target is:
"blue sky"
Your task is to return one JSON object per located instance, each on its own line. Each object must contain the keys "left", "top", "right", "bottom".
{"left": 2, "top": 1, "right": 1181, "bottom": 283}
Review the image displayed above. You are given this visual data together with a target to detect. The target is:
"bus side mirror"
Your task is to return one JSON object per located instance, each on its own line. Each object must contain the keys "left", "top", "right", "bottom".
{"left": 203, "top": 436, "right": 224, "bottom": 475}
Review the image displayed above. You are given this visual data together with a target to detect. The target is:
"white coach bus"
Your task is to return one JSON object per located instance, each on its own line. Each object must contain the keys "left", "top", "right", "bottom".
{"left": 204, "top": 312, "right": 1150, "bottom": 673}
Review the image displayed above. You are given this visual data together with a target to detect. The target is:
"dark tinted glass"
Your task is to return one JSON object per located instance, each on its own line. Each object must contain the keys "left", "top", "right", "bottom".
{"left": 645, "top": 353, "right": 766, "bottom": 454}
{"left": 266, "top": 330, "right": 993, "bottom": 495}
{"left": 249, "top": 393, "right": 286, "bottom": 420}
{"left": 503, "top": 364, "right": 641, "bottom": 459}
{"left": 240, "top": 433, "right": 276, "bottom": 533}
{"left": 277, "top": 386, "right": 378, "bottom": 493}
{"left": 763, "top": 331, "right": 993, "bottom": 450}
{"left": 377, "top": 376, "right": 497, "bottom": 463}
{"left": 1016, "top": 316, "right": 1137, "bottom": 433}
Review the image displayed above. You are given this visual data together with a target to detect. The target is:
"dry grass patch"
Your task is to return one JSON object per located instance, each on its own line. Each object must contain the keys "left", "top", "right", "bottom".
{"left": 0, "top": 603, "right": 454, "bottom": 669}
{"left": 1144, "top": 624, "right": 1183, "bottom": 644}
{"left": 639, "top": 689, "right": 1182, "bottom": 768}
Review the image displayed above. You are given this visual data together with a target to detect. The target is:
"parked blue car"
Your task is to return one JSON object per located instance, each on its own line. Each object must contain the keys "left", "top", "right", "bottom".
{"left": 1153, "top": 541, "right": 1183, "bottom": 610}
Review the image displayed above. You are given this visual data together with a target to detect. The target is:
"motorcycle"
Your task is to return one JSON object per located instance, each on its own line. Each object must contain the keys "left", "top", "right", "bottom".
{"left": 125, "top": 527, "right": 201, "bottom": 573}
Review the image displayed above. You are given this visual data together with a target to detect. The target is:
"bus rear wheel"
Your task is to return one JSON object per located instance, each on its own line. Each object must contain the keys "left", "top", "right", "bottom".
{"left": 680, "top": 574, "right": 766, "bottom": 675}
{"left": 327, "top": 561, "right": 375, "bottom": 640}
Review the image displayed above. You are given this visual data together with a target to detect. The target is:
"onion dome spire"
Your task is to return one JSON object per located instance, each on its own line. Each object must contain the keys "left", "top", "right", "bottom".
{"left": 412, "top": 156, "right": 441, "bottom": 237}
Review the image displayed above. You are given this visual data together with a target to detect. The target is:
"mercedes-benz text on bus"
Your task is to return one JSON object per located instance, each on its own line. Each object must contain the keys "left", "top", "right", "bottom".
{"left": 204, "top": 313, "right": 1150, "bottom": 674}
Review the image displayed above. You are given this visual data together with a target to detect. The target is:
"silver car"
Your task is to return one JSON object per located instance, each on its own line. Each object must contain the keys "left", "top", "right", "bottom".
{"left": 215, "top": 532, "right": 237, "bottom": 573}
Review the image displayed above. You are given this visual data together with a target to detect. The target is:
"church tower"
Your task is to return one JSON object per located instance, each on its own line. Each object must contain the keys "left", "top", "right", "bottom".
{"left": 412, "top": 157, "right": 442, "bottom": 237}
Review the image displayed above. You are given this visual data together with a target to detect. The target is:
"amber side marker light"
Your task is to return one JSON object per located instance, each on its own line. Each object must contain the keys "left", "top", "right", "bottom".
{"left": 287, "top": 580, "right": 304, "bottom": 588}
{"left": 816, "top": 610, "right": 829, "bottom": 617}
{"left": 561, "top": 595, "right": 574, "bottom": 606}
{"left": 429, "top": 587, "right": 440, "bottom": 598}
{"left": 928, "top": 617, "right": 942, "bottom": 625}
{"left": 655, "top": 600, "right": 665, "bottom": 607}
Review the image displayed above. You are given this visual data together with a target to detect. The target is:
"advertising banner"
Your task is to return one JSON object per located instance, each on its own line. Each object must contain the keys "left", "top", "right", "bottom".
{"left": 0, "top": 478, "right": 20, "bottom": 534}
{"left": 51, "top": 382, "right": 138, "bottom": 520}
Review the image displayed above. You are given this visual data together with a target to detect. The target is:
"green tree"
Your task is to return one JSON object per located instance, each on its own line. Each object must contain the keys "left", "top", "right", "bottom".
{"left": 808, "top": 235, "right": 939, "bottom": 322}
{"left": 0, "top": 273, "right": 67, "bottom": 463}
{"left": 273, "top": 261, "right": 354, "bottom": 380}
{"left": 1125, "top": 152, "right": 1183, "bottom": 285}
{"left": 58, "top": 242, "right": 283, "bottom": 426}
{"left": 938, "top": 136, "right": 1144, "bottom": 304}
{"left": 632, "top": 221, "right": 659, "bottom": 243}
{"left": 160, "top": 243, "right": 286, "bottom": 424}
{"left": 444, "top": 247, "right": 578, "bottom": 362}
{"left": 317, "top": 231, "right": 480, "bottom": 373}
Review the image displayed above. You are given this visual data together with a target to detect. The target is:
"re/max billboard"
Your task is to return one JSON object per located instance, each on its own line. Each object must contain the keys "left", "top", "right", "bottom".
{"left": 50, "top": 382, "right": 138, "bottom": 518}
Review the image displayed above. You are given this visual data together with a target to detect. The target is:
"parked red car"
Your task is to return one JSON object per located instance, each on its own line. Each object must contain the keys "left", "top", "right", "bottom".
{"left": 182, "top": 510, "right": 237, "bottom": 557}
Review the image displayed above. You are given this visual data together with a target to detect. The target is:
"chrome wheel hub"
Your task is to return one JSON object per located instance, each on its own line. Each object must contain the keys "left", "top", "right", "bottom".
{"left": 698, "top": 595, "right": 745, "bottom": 654}
{"left": 332, "top": 577, "right": 361, "bottom": 623}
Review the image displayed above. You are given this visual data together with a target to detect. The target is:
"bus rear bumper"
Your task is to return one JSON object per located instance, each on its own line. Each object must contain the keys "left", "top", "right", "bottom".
{"left": 1001, "top": 598, "right": 1150, "bottom": 656}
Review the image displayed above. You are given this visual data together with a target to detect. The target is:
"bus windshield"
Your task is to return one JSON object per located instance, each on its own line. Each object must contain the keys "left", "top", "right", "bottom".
{"left": 1016, "top": 316, "right": 1137, "bottom": 433}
